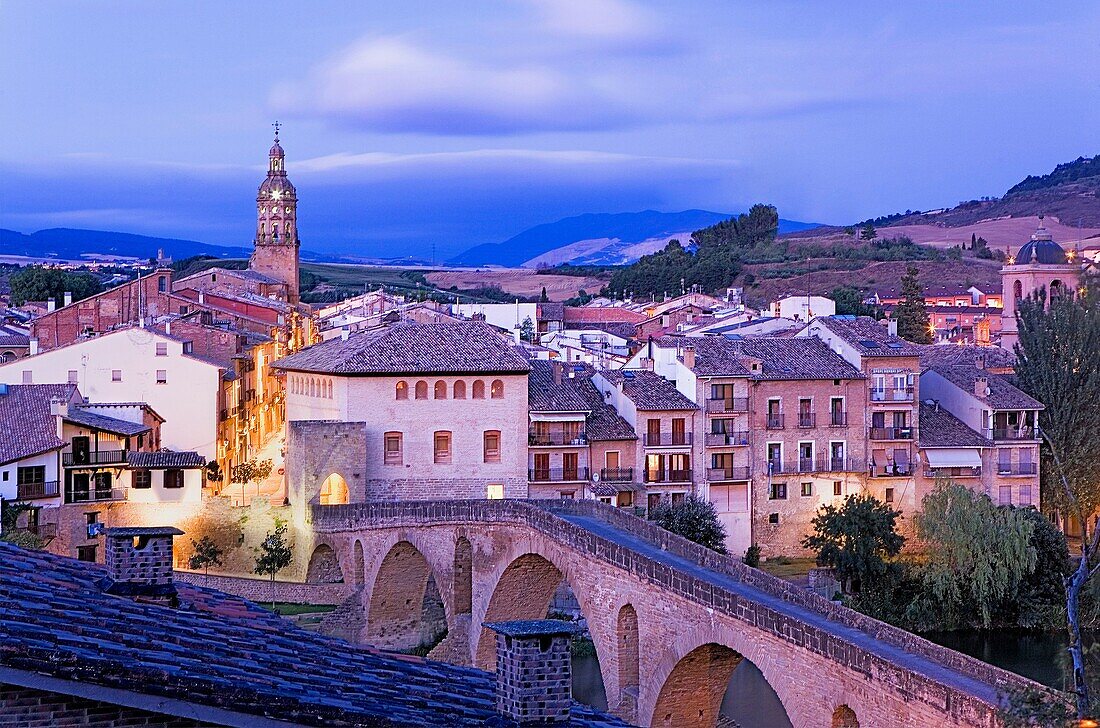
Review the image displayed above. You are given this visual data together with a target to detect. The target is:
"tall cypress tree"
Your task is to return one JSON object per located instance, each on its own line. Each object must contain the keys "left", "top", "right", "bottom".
{"left": 893, "top": 265, "right": 933, "bottom": 343}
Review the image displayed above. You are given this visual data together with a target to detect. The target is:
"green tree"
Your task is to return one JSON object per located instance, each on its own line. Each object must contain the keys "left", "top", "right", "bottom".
{"left": 893, "top": 264, "right": 933, "bottom": 343}
{"left": 912, "top": 481, "right": 1037, "bottom": 629}
{"left": 8, "top": 266, "right": 104, "bottom": 306}
{"left": 254, "top": 523, "right": 293, "bottom": 609}
{"left": 859, "top": 222, "right": 877, "bottom": 240}
{"left": 649, "top": 495, "right": 728, "bottom": 553}
{"left": 519, "top": 316, "right": 535, "bottom": 342}
{"left": 1015, "top": 275, "right": 1100, "bottom": 718}
{"left": 188, "top": 535, "right": 224, "bottom": 575}
{"left": 0, "top": 499, "right": 44, "bottom": 550}
{"left": 231, "top": 459, "right": 274, "bottom": 504}
{"left": 539, "top": 286, "right": 549, "bottom": 302}
{"left": 802, "top": 494, "right": 904, "bottom": 592}
{"left": 830, "top": 286, "right": 880, "bottom": 318}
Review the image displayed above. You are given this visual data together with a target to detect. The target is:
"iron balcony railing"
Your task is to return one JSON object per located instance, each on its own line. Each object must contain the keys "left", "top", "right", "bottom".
{"left": 828, "top": 411, "right": 848, "bottom": 426}
{"left": 599, "top": 467, "right": 634, "bottom": 483}
{"left": 704, "top": 431, "right": 749, "bottom": 447}
{"left": 707, "top": 466, "right": 750, "bottom": 482}
{"left": 705, "top": 397, "right": 749, "bottom": 414}
{"left": 529, "top": 467, "right": 590, "bottom": 483}
{"left": 29, "top": 522, "right": 58, "bottom": 540}
{"left": 869, "top": 427, "right": 913, "bottom": 441}
{"left": 818, "top": 457, "right": 857, "bottom": 473}
{"left": 797, "top": 412, "right": 816, "bottom": 428}
{"left": 765, "top": 414, "right": 785, "bottom": 430}
{"left": 64, "top": 484, "right": 125, "bottom": 504}
{"left": 997, "top": 463, "right": 1038, "bottom": 476}
{"left": 16, "top": 480, "right": 60, "bottom": 500}
{"left": 528, "top": 429, "right": 588, "bottom": 446}
{"left": 62, "top": 449, "right": 127, "bottom": 467}
{"left": 870, "top": 387, "right": 914, "bottom": 402}
{"left": 991, "top": 427, "right": 1037, "bottom": 441}
{"left": 869, "top": 463, "right": 913, "bottom": 478}
{"left": 644, "top": 432, "right": 693, "bottom": 447}
{"left": 643, "top": 469, "right": 693, "bottom": 483}
{"left": 925, "top": 466, "right": 982, "bottom": 479}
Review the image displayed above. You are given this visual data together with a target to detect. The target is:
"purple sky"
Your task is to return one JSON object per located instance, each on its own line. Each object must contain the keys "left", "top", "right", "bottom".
{"left": 1, "top": 1, "right": 1097, "bottom": 258}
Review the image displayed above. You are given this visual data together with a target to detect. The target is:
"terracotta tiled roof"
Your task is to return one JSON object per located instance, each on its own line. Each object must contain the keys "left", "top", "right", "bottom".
{"left": 918, "top": 402, "right": 993, "bottom": 448}
{"left": 127, "top": 450, "right": 206, "bottom": 469}
{"left": 815, "top": 316, "right": 926, "bottom": 356}
{"left": 0, "top": 542, "right": 625, "bottom": 727}
{"left": 65, "top": 407, "right": 151, "bottom": 437}
{"left": 919, "top": 344, "right": 1016, "bottom": 371}
{"left": 564, "top": 307, "right": 647, "bottom": 325}
{"left": 0, "top": 384, "right": 76, "bottom": 466}
{"left": 273, "top": 322, "right": 531, "bottom": 376}
{"left": 601, "top": 369, "right": 698, "bottom": 411}
{"left": 732, "top": 337, "right": 864, "bottom": 381}
{"left": 653, "top": 336, "right": 750, "bottom": 377}
{"left": 529, "top": 361, "right": 591, "bottom": 412}
{"left": 928, "top": 364, "right": 1043, "bottom": 410}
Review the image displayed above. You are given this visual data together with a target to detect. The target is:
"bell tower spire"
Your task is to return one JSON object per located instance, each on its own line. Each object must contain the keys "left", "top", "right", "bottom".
{"left": 249, "top": 124, "right": 300, "bottom": 305}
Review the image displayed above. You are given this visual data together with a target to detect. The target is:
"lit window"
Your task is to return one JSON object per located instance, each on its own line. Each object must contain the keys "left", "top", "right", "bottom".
{"left": 801, "top": 482, "right": 813, "bottom": 497}
{"left": 111, "top": 370, "right": 122, "bottom": 382}
{"left": 384, "top": 432, "right": 403, "bottom": 465}
{"left": 156, "top": 370, "right": 167, "bottom": 385}
{"left": 395, "top": 381, "right": 408, "bottom": 400}
{"left": 490, "top": 379, "right": 504, "bottom": 399}
{"left": 472, "top": 381, "right": 485, "bottom": 399}
{"left": 434, "top": 381, "right": 447, "bottom": 399}
{"left": 434, "top": 431, "right": 452, "bottom": 464}
{"left": 484, "top": 431, "right": 501, "bottom": 463}
{"left": 156, "top": 342, "right": 168, "bottom": 356}
{"left": 487, "top": 483, "right": 504, "bottom": 499}
{"left": 415, "top": 381, "right": 428, "bottom": 400}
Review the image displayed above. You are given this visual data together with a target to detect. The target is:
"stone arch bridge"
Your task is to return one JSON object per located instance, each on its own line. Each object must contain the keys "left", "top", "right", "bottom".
{"left": 305, "top": 500, "right": 1039, "bottom": 728}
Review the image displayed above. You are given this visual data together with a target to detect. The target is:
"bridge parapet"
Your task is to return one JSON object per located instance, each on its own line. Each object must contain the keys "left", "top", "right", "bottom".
{"left": 311, "top": 498, "right": 1052, "bottom": 722}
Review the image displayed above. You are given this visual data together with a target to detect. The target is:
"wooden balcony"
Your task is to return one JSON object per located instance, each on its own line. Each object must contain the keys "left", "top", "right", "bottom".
{"left": 991, "top": 427, "right": 1037, "bottom": 441}
{"left": 16, "top": 480, "right": 60, "bottom": 500}
{"left": 64, "top": 484, "right": 125, "bottom": 504}
{"left": 63, "top": 450, "right": 128, "bottom": 467}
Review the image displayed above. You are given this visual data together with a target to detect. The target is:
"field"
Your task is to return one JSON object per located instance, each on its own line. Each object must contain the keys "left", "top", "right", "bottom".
{"left": 425, "top": 269, "right": 607, "bottom": 302}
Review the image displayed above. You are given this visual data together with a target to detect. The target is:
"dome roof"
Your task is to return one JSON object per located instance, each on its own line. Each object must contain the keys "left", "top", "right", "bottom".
{"left": 259, "top": 175, "right": 296, "bottom": 196}
{"left": 1014, "top": 219, "right": 1067, "bottom": 265}
{"left": 269, "top": 140, "right": 284, "bottom": 158}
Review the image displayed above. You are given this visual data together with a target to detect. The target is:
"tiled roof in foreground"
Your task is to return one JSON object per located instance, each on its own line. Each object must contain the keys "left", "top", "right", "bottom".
{"left": 0, "top": 541, "right": 625, "bottom": 727}
{"left": 273, "top": 321, "right": 531, "bottom": 376}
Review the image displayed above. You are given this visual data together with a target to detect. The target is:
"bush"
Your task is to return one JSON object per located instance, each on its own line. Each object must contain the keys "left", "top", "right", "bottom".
{"left": 649, "top": 495, "right": 728, "bottom": 553}
{"left": 802, "top": 494, "right": 904, "bottom": 592}
{"left": 743, "top": 544, "right": 761, "bottom": 568}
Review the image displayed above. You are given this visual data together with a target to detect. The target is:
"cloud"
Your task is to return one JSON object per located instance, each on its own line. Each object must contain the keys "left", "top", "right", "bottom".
{"left": 272, "top": 37, "right": 640, "bottom": 135}
{"left": 521, "top": 0, "right": 676, "bottom": 53}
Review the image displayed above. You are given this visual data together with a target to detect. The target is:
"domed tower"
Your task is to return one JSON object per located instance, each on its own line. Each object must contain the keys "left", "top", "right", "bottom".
{"left": 249, "top": 123, "right": 300, "bottom": 305}
{"left": 1000, "top": 216, "right": 1079, "bottom": 351}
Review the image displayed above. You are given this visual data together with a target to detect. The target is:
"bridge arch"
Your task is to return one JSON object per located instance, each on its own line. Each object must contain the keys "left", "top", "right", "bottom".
{"left": 475, "top": 552, "right": 566, "bottom": 670}
{"left": 305, "top": 543, "right": 344, "bottom": 584}
{"left": 364, "top": 539, "right": 447, "bottom": 652}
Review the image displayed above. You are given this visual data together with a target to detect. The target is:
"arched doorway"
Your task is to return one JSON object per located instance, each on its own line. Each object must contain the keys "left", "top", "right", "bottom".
{"left": 616, "top": 604, "right": 639, "bottom": 722}
{"left": 319, "top": 473, "right": 348, "bottom": 505}
{"left": 652, "top": 642, "right": 792, "bottom": 728}
{"left": 366, "top": 541, "right": 447, "bottom": 652}
{"left": 305, "top": 544, "right": 344, "bottom": 584}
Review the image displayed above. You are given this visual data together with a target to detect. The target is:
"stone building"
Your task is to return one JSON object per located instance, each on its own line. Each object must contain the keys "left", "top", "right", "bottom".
{"left": 1000, "top": 218, "right": 1081, "bottom": 350}
{"left": 275, "top": 321, "right": 531, "bottom": 511}
{"left": 249, "top": 126, "right": 302, "bottom": 306}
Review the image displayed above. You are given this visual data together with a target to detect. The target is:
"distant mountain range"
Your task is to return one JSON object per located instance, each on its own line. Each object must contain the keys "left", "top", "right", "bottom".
{"left": 0, "top": 228, "right": 253, "bottom": 262}
{"left": 449, "top": 210, "right": 820, "bottom": 267}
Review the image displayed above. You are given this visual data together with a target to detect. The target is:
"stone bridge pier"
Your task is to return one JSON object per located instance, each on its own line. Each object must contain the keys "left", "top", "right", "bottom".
{"left": 304, "top": 501, "right": 1041, "bottom": 728}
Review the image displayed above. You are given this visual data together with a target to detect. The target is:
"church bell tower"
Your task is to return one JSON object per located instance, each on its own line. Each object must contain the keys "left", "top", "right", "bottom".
{"left": 249, "top": 122, "right": 300, "bottom": 305}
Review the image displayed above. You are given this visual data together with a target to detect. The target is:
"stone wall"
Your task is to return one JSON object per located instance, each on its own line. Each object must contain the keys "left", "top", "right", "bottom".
{"left": 0, "top": 684, "right": 209, "bottom": 727}
{"left": 174, "top": 570, "right": 350, "bottom": 605}
{"left": 286, "top": 420, "right": 367, "bottom": 520}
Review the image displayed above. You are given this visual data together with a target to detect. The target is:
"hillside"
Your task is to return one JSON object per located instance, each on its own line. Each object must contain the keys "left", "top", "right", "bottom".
{"left": 449, "top": 210, "right": 818, "bottom": 267}
{"left": 0, "top": 228, "right": 254, "bottom": 262}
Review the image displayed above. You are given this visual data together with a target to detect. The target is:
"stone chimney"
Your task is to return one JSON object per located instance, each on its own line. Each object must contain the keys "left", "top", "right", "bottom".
{"left": 63, "top": 291, "right": 73, "bottom": 307}
{"left": 101, "top": 526, "right": 184, "bottom": 606}
{"left": 887, "top": 319, "right": 898, "bottom": 336}
{"left": 682, "top": 345, "right": 696, "bottom": 370}
{"left": 484, "top": 620, "right": 579, "bottom": 725}
{"left": 974, "top": 376, "right": 989, "bottom": 399}
{"left": 552, "top": 361, "right": 563, "bottom": 385}
{"left": 198, "top": 291, "right": 205, "bottom": 305}
{"left": 29, "top": 338, "right": 39, "bottom": 356}
{"left": 975, "top": 355, "right": 985, "bottom": 370}
{"left": 47, "top": 297, "right": 56, "bottom": 312}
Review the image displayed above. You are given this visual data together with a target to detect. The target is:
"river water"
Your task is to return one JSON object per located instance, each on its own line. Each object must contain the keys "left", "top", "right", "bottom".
{"left": 573, "top": 631, "right": 1076, "bottom": 727}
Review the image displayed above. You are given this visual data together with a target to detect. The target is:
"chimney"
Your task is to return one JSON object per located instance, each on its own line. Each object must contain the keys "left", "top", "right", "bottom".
{"left": 485, "top": 620, "right": 579, "bottom": 725}
{"left": 974, "top": 376, "right": 989, "bottom": 398}
{"left": 975, "top": 355, "right": 985, "bottom": 370}
{"left": 198, "top": 291, "right": 205, "bottom": 305}
{"left": 683, "top": 345, "right": 696, "bottom": 370}
{"left": 29, "top": 338, "right": 39, "bottom": 356}
{"left": 341, "top": 327, "right": 350, "bottom": 341}
{"left": 102, "top": 526, "right": 184, "bottom": 606}
{"left": 165, "top": 320, "right": 171, "bottom": 336}
{"left": 887, "top": 319, "right": 898, "bottom": 336}
{"left": 552, "top": 361, "right": 563, "bottom": 385}
{"left": 47, "top": 297, "right": 56, "bottom": 312}
{"left": 49, "top": 396, "right": 69, "bottom": 419}
{"left": 63, "top": 291, "right": 72, "bottom": 307}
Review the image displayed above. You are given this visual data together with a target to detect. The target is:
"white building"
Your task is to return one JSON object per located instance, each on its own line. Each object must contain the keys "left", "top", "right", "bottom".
{"left": 451, "top": 302, "right": 537, "bottom": 333}
{"left": 0, "top": 328, "right": 224, "bottom": 461}
{"left": 540, "top": 329, "right": 632, "bottom": 368}
{"left": 767, "top": 295, "right": 835, "bottom": 321}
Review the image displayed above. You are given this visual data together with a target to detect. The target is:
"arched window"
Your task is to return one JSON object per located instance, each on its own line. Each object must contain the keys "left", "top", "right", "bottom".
{"left": 395, "top": 381, "right": 408, "bottom": 400}
{"left": 472, "top": 380, "right": 485, "bottom": 399}
{"left": 1013, "top": 280, "right": 1022, "bottom": 301}
{"left": 434, "top": 381, "right": 447, "bottom": 399}
{"left": 490, "top": 379, "right": 504, "bottom": 399}
{"left": 327, "top": 380, "right": 333, "bottom": 398}
{"left": 453, "top": 380, "right": 466, "bottom": 399}
{"left": 319, "top": 474, "right": 348, "bottom": 505}
{"left": 1050, "top": 279, "right": 1064, "bottom": 297}
{"left": 310, "top": 378, "right": 316, "bottom": 397}
{"left": 415, "top": 381, "right": 428, "bottom": 400}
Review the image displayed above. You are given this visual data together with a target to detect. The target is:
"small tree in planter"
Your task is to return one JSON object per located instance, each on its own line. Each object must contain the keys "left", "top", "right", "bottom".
{"left": 254, "top": 524, "right": 293, "bottom": 609}
{"left": 232, "top": 459, "right": 274, "bottom": 504}
{"left": 188, "top": 535, "right": 224, "bottom": 576}
{"left": 649, "top": 495, "right": 728, "bottom": 553}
